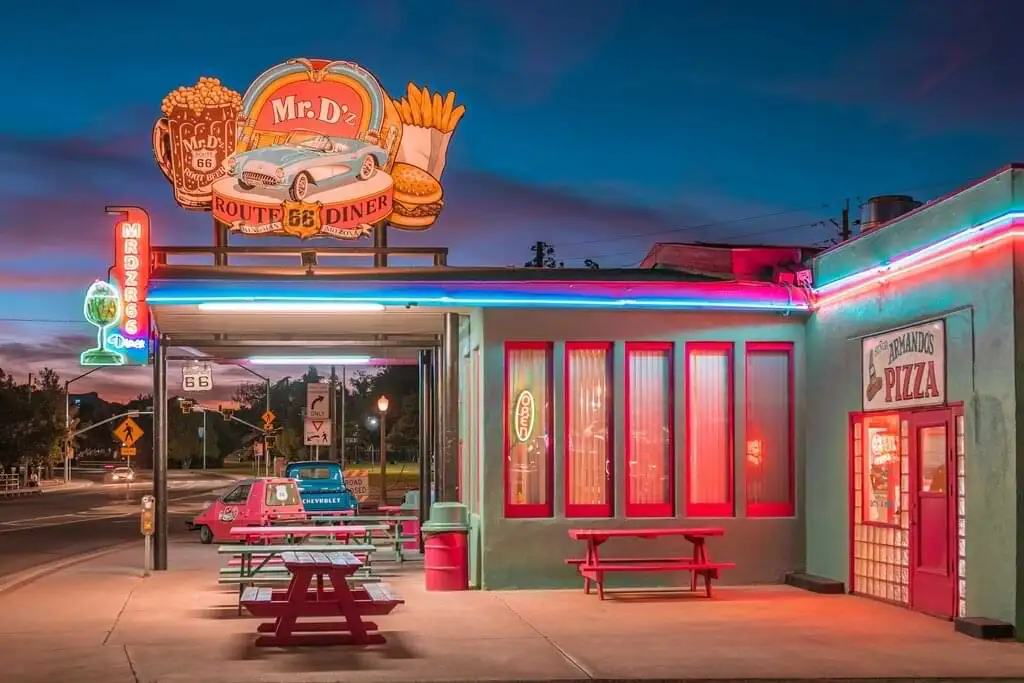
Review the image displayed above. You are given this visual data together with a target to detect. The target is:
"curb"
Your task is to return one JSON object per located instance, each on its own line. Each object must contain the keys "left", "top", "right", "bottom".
{"left": 0, "top": 540, "right": 137, "bottom": 596}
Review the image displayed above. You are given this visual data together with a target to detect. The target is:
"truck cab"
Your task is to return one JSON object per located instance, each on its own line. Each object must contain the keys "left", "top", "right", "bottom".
{"left": 189, "top": 477, "right": 305, "bottom": 543}
{"left": 285, "top": 461, "right": 358, "bottom": 514}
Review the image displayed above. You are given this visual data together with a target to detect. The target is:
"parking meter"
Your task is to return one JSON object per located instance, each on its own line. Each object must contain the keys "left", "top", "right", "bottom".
{"left": 141, "top": 495, "right": 155, "bottom": 576}
{"left": 140, "top": 495, "right": 155, "bottom": 535}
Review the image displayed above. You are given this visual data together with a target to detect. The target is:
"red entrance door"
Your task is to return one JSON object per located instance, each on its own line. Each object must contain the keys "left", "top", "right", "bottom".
{"left": 908, "top": 410, "right": 956, "bottom": 618}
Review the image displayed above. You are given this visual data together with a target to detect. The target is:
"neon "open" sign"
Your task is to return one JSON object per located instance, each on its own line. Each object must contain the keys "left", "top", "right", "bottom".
{"left": 514, "top": 390, "right": 535, "bottom": 442}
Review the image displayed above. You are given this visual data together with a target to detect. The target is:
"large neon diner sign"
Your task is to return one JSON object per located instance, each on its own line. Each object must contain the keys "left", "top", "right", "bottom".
{"left": 110, "top": 207, "right": 152, "bottom": 365}
{"left": 80, "top": 207, "right": 152, "bottom": 366}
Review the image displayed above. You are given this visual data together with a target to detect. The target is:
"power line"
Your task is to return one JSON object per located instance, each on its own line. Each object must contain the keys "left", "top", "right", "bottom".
{"left": 564, "top": 219, "right": 830, "bottom": 262}
{"left": 716, "top": 220, "right": 834, "bottom": 244}
{"left": 0, "top": 317, "right": 86, "bottom": 324}
{"left": 552, "top": 203, "right": 833, "bottom": 250}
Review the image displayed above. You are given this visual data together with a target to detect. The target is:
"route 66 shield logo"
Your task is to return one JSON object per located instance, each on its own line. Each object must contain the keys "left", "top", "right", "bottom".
{"left": 281, "top": 200, "right": 323, "bottom": 239}
{"left": 190, "top": 148, "right": 217, "bottom": 172}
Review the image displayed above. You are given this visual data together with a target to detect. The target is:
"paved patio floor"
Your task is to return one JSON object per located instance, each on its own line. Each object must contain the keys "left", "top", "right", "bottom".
{"left": 1, "top": 538, "right": 1023, "bottom": 682}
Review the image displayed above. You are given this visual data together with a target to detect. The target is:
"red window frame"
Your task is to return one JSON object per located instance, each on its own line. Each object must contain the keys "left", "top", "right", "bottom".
{"left": 857, "top": 411, "right": 902, "bottom": 528}
{"left": 503, "top": 341, "right": 554, "bottom": 518}
{"left": 624, "top": 341, "right": 675, "bottom": 518}
{"left": 564, "top": 342, "right": 614, "bottom": 518}
{"left": 744, "top": 341, "right": 795, "bottom": 518}
{"left": 684, "top": 341, "right": 735, "bottom": 518}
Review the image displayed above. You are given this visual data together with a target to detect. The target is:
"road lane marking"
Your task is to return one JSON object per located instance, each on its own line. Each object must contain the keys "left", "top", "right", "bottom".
{"left": 0, "top": 489, "right": 227, "bottom": 533}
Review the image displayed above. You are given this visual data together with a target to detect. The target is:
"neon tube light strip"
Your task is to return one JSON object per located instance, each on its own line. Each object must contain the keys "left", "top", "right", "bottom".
{"left": 199, "top": 302, "right": 385, "bottom": 313}
{"left": 246, "top": 355, "right": 372, "bottom": 365}
{"left": 814, "top": 212, "right": 1024, "bottom": 308}
{"left": 150, "top": 293, "right": 809, "bottom": 312}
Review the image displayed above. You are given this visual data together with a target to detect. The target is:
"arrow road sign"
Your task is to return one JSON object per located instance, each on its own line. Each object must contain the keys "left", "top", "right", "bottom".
{"left": 306, "top": 383, "right": 329, "bottom": 420}
{"left": 303, "top": 418, "right": 332, "bottom": 446}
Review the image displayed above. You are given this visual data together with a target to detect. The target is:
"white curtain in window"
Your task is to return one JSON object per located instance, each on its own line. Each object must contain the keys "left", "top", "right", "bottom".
{"left": 746, "top": 350, "right": 791, "bottom": 507}
{"left": 567, "top": 347, "right": 611, "bottom": 509}
{"left": 627, "top": 349, "right": 671, "bottom": 507}
{"left": 507, "top": 347, "right": 549, "bottom": 507}
{"left": 688, "top": 350, "right": 730, "bottom": 505}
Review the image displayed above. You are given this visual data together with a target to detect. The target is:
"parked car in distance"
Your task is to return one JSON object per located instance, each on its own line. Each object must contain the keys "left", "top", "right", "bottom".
{"left": 110, "top": 467, "right": 134, "bottom": 482}
{"left": 285, "top": 461, "right": 359, "bottom": 514}
{"left": 188, "top": 478, "right": 305, "bottom": 544}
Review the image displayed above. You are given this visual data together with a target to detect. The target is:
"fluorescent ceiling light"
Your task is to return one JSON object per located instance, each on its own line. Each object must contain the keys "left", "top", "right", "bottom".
{"left": 246, "top": 355, "right": 373, "bottom": 366}
{"left": 198, "top": 302, "right": 385, "bottom": 313}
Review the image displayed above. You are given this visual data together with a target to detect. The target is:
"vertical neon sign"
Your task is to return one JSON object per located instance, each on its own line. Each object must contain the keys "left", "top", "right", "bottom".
{"left": 108, "top": 206, "right": 151, "bottom": 365}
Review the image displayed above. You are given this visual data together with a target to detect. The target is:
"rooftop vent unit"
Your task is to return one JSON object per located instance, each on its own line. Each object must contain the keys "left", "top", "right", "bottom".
{"left": 860, "top": 195, "right": 922, "bottom": 233}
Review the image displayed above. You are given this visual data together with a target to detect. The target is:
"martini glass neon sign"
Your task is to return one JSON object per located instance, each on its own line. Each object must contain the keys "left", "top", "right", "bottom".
{"left": 80, "top": 281, "right": 125, "bottom": 366}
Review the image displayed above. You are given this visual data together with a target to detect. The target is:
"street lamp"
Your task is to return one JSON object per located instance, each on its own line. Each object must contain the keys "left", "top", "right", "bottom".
{"left": 64, "top": 367, "right": 102, "bottom": 482}
{"left": 377, "top": 395, "right": 389, "bottom": 505}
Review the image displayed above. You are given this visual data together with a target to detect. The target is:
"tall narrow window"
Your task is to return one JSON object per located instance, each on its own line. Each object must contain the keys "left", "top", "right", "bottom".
{"left": 504, "top": 342, "right": 553, "bottom": 518}
{"left": 565, "top": 342, "right": 613, "bottom": 518}
{"left": 625, "top": 342, "right": 673, "bottom": 517}
{"left": 686, "top": 342, "right": 734, "bottom": 517}
{"left": 745, "top": 342, "right": 795, "bottom": 517}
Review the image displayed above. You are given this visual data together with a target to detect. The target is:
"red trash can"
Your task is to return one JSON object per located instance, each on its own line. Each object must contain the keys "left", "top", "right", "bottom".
{"left": 421, "top": 502, "right": 469, "bottom": 591}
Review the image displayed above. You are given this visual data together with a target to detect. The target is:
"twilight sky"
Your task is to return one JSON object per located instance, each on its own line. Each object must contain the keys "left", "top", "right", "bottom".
{"left": 2, "top": 0, "right": 1023, "bottom": 401}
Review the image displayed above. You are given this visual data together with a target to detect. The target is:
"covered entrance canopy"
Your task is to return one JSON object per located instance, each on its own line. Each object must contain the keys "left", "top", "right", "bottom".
{"left": 142, "top": 243, "right": 811, "bottom": 571}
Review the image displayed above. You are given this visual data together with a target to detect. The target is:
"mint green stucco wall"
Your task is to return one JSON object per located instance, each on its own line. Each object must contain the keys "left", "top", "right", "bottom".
{"left": 474, "top": 308, "right": 806, "bottom": 590}
{"left": 806, "top": 167, "right": 1024, "bottom": 630}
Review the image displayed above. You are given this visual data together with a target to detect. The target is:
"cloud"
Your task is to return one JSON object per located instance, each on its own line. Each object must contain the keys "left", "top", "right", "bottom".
{"left": 0, "top": 124, "right": 719, "bottom": 270}
{"left": 399, "top": 169, "right": 717, "bottom": 265}
{"left": 750, "top": 1, "right": 1024, "bottom": 135}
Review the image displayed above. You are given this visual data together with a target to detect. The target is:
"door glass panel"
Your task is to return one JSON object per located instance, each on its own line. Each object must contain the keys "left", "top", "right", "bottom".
{"left": 919, "top": 426, "right": 947, "bottom": 493}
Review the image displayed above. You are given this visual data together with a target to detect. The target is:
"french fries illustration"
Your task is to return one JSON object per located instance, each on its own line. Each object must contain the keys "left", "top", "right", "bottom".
{"left": 394, "top": 83, "right": 465, "bottom": 134}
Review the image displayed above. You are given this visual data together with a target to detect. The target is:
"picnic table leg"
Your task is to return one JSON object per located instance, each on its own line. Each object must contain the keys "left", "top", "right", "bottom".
{"left": 253, "top": 568, "right": 313, "bottom": 646}
{"left": 582, "top": 540, "right": 596, "bottom": 594}
{"left": 688, "top": 538, "right": 706, "bottom": 592}
{"left": 395, "top": 521, "right": 404, "bottom": 562}
{"left": 591, "top": 539, "right": 607, "bottom": 600}
{"left": 328, "top": 567, "right": 384, "bottom": 645}
{"left": 688, "top": 537, "right": 714, "bottom": 597}
{"left": 271, "top": 567, "right": 314, "bottom": 643}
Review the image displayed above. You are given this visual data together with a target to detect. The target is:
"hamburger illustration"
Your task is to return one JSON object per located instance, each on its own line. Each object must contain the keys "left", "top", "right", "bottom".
{"left": 389, "top": 162, "right": 444, "bottom": 229}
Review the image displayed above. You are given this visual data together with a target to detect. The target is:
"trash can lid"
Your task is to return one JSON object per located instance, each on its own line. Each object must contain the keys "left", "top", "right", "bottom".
{"left": 422, "top": 501, "right": 469, "bottom": 532}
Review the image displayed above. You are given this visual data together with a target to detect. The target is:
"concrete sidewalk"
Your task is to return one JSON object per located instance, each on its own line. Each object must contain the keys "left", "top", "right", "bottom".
{"left": 2, "top": 540, "right": 1024, "bottom": 682}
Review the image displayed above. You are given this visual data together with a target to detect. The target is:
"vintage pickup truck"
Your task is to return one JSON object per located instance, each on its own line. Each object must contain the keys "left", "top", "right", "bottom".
{"left": 284, "top": 460, "right": 359, "bottom": 514}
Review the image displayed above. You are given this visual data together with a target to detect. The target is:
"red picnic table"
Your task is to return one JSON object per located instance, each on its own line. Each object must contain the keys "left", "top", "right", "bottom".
{"left": 230, "top": 525, "right": 377, "bottom": 545}
{"left": 241, "top": 550, "right": 403, "bottom": 647}
{"left": 566, "top": 528, "right": 735, "bottom": 600}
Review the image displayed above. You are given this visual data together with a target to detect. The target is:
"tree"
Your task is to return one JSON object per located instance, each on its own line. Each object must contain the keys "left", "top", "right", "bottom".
{"left": 0, "top": 368, "right": 66, "bottom": 473}
{"left": 168, "top": 401, "right": 201, "bottom": 468}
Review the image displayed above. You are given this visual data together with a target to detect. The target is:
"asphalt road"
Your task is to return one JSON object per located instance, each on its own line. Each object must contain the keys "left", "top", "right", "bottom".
{"left": 0, "top": 471, "right": 234, "bottom": 579}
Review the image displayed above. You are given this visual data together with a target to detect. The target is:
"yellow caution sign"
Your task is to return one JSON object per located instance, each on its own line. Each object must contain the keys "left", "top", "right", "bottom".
{"left": 113, "top": 417, "right": 143, "bottom": 447}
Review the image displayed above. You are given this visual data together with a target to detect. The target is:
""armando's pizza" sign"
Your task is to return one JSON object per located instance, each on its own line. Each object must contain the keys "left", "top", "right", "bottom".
{"left": 862, "top": 320, "right": 945, "bottom": 411}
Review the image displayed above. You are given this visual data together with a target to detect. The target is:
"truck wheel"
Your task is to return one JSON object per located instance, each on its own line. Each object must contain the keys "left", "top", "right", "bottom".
{"left": 198, "top": 525, "right": 213, "bottom": 544}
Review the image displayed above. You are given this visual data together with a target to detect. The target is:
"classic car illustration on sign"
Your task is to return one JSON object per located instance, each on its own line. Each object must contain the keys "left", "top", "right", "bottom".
{"left": 153, "top": 58, "right": 465, "bottom": 239}
{"left": 225, "top": 131, "right": 388, "bottom": 201}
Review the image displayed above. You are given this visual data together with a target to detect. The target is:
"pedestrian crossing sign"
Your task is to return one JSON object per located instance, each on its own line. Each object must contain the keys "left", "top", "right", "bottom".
{"left": 114, "top": 417, "right": 143, "bottom": 447}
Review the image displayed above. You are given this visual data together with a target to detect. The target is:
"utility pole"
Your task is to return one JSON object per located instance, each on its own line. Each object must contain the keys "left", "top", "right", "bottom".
{"left": 840, "top": 198, "right": 852, "bottom": 241}
{"left": 328, "top": 366, "right": 338, "bottom": 461}
{"left": 528, "top": 241, "right": 545, "bottom": 268}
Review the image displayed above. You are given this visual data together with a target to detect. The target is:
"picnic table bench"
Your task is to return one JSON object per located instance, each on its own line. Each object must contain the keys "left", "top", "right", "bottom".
{"left": 218, "top": 539, "right": 377, "bottom": 613}
{"left": 240, "top": 550, "right": 403, "bottom": 647}
{"left": 308, "top": 515, "right": 419, "bottom": 561}
{"left": 566, "top": 528, "right": 734, "bottom": 600}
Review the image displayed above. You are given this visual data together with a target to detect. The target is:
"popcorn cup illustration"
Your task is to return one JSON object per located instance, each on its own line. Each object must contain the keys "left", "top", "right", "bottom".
{"left": 153, "top": 77, "right": 242, "bottom": 209}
